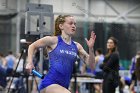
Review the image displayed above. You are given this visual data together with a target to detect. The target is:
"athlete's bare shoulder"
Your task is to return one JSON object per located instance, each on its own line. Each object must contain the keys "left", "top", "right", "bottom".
{"left": 42, "top": 36, "right": 58, "bottom": 46}
{"left": 43, "top": 36, "right": 59, "bottom": 51}
{"left": 73, "top": 41, "right": 83, "bottom": 50}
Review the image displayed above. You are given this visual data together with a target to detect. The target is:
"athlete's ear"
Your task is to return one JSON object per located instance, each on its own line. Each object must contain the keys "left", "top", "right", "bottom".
{"left": 59, "top": 24, "right": 63, "bottom": 30}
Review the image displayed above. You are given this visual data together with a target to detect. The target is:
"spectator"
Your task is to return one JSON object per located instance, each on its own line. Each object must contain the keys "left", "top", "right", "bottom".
{"left": 5, "top": 51, "right": 16, "bottom": 75}
{"left": 130, "top": 51, "right": 140, "bottom": 74}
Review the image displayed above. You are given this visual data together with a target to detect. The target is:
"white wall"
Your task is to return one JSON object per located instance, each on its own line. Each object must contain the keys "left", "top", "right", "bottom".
{"left": 89, "top": 0, "right": 140, "bottom": 23}
{"left": 33, "top": 0, "right": 140, "bottom": 23}
{"left": 1, "top": 0, "right": 140, "bottom": 23}
{"left": 0, "top": 0, "right": 6, "bottom": 10}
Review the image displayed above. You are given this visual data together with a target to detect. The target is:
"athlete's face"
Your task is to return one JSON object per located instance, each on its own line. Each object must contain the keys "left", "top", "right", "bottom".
{"left": 60, "top": 16, "right": 76, "bottom": 36}
{"left": 107, "top": 39, "right": 115, "bottom": 50}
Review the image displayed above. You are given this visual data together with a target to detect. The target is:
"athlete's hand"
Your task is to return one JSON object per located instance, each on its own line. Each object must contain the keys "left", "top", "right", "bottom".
{"left": 85, "top": 31, "right": 96, "bottom": 48}
{"left": 25, "top": 62, "right": 35, "bottom": 74}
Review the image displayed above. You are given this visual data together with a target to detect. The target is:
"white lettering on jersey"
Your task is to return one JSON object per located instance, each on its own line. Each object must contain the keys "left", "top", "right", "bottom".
{"left": 60, "top": 49, "right": 77, "bottom": 56}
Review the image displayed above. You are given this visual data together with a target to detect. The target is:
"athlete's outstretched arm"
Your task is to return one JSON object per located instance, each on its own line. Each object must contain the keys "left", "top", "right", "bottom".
{"left": 76, "top": 31, "right": 96, "bottom": 70}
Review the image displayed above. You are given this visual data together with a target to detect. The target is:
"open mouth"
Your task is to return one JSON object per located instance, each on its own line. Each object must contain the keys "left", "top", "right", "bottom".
{"left": 72, "top": 29, "right": 76, "bottom": 32}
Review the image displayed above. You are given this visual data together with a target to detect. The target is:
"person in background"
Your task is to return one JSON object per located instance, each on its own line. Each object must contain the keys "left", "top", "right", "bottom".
{"left": 94, "top": 48, "right": 104, "bottom": 93}
{"left": 5, "top": 51, "right": 16, "bottom": 75}
{"left": 0, "top": 52, "right": 7, "bottom": 88}
{"left": 94, "top": 48, "right": 104, "bottom": 79}
{"left": 130, "top": 51, "right": 140, "bottom": 74}
{"left": 130, "top": 55, "right": 140, "bottom": 93}
{"left": 0, "top": 52, "right": 7, "bottom": 68}
{"left": 100, "top": 37, "right": 120, "bottom": 93}
{"left": 26, "top": 15, "right": 96, "bottom": 93}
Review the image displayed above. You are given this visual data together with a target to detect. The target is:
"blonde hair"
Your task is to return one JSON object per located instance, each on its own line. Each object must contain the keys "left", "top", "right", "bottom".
{"left": 54, "top": 15, "right": 72, "bottom": 36}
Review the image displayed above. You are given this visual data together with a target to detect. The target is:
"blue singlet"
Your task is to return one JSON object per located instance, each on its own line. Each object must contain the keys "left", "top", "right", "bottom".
{"left": 39, "top": 36, "right": 78, "bottom": 90}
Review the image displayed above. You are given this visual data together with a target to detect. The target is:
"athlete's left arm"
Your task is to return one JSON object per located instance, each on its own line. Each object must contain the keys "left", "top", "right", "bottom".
{"left": 76, "top": 31, "right": 96, "bottom": 70}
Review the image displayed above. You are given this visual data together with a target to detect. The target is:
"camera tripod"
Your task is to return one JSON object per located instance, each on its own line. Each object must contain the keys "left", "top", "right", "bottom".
{"left": 7, "top": 48, "right": 40, "bottom": 93}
